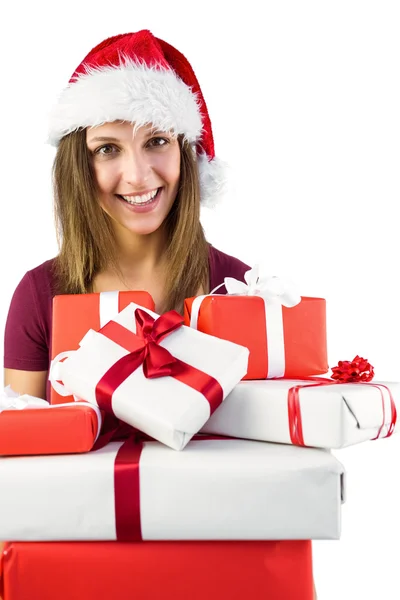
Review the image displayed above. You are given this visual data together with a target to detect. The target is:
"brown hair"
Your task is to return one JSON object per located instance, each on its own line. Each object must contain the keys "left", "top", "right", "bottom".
{"left": 52, "top": 129, "right": 209, "bottom": 313}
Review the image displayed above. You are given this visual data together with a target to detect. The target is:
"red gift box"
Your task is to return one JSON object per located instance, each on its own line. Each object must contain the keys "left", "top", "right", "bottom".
{"left": 0, "top": 540, "right": 314, "bottom": 600}
{"left": 50, "top": 290, "right": 154, "bottom": 404}
{"left": 0, "top": 402, "right": 100, "bottom": 456}
{"left": 184, "top": 294, "right": 328, "bottom": 380}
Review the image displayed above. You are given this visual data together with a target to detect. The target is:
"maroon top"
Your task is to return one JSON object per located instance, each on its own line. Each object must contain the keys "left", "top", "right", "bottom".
{"left": 4, "top": 245, "right": 250, "bottom": 372}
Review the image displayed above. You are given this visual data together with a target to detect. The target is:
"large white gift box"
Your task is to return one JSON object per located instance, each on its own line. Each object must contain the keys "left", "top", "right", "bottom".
{"left": 51, "top": 303, "right": 249, "bottom": 450}
{"left": 0, "top": 438, "right": 345, "bottom": 541}
{"left": 201, "top": 379, "right": 398, "bottom": 448}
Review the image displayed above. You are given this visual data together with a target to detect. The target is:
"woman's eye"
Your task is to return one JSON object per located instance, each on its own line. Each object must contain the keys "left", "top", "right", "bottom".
{"left": 147, "top": 137, "right": 169, "bottom": 148}
{"left": 95, "top": 144, "right": 117, "bottom": 155}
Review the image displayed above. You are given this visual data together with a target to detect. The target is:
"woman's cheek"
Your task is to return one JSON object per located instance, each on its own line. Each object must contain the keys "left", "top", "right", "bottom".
{"left": 153, "top": 150, "right": 181, "bottom": 181}
{"left": 93, "top": 162, "right": 119, "bottom": 193}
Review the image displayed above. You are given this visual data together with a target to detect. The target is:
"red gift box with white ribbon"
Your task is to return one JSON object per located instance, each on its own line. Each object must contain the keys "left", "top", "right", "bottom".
{"left": 0, "top": 387, "right": 101, "bottom": 456}
{"left": 184, "top": 267, "right": 328, "bottom": 380}
{"left": 50, "top": 290, "right": 155, "bottom": 404}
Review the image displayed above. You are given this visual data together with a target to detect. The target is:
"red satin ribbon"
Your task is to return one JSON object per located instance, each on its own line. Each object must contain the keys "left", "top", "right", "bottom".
{"left": 95, "top": 308, "right": 223, "bottom": 416}
{"left": 94, "top": 304, "right": 228, "bottom": 545}
{"left": 91, "top": 412, "right": 138, "bottom": 451}
{"left": 114, "top": 436, "right": 143, "bottom": 541}
{"left": 112, "top": 432, "right": 232, "bottom": 541}
{"left": 287, "top": 377, "right": 397, "bottom": 446}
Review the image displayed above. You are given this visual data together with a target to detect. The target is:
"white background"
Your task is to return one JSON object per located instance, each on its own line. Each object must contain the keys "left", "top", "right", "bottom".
{"left": 0, "top": 1, "right": 399, "bottom": 598}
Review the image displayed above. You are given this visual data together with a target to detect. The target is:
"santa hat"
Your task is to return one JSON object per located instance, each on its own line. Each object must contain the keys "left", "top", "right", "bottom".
{"left": 48, "top": 30, "right": 225, "bottom": 207}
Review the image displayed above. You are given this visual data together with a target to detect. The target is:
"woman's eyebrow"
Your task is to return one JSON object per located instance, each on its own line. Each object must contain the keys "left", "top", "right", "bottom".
{"left": 147, "top": 129, "right": 171, "bottom": 136}
{"left": 87, "top": 136, "right": 120, "bottom": 143}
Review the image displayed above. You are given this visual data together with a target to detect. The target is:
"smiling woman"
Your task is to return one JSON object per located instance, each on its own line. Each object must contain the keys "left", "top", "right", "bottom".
{"left": 3, "top": 29, "right": 250, "bottom": 398}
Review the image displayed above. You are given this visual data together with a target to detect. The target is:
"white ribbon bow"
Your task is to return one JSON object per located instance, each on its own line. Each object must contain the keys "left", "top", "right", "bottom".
{"left": 0, "top": 386, "right": 49, "bottom": 411}
{"left": 222, "top": 266, "right": 301, "bottom": 307}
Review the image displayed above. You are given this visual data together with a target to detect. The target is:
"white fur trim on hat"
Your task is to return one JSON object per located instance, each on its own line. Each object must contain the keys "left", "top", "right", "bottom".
{"left": 48, "top": 59, "right": 203, "bottom": 146}
{"left": 197, "top": 153, "right": 227, "bottom": 208}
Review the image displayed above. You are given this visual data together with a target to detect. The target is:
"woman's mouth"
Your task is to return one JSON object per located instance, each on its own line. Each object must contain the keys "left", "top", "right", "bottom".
{"left": 117, "top": 188, "right": 161, "bottom": 206}
{"left": 115, "top": 188, "right": 162, "bottom": 213}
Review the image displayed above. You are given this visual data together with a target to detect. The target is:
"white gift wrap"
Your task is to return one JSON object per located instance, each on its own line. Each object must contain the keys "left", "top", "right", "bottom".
{"left": 201, "top": 379, "right": 399, "bottom": 448}
{"left": 56, "top": 303, "right": 249, "bottom": 451}
{"left": 0, "top": 438, "right": 345, "bottom": 541}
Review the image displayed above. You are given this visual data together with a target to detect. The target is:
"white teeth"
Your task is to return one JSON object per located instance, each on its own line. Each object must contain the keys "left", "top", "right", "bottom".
{"left": 121, "top": 189, "right": 158, "bottom": 204}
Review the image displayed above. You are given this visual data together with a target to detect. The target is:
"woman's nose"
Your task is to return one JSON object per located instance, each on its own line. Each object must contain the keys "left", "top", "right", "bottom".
{"left": 122, "top": 151, "right": 151, "bottom": 187}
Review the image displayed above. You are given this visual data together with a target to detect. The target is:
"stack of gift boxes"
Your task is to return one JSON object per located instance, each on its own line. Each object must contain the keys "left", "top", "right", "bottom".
{"left": 0, "top": 269, "right": 398, "bottom": 600}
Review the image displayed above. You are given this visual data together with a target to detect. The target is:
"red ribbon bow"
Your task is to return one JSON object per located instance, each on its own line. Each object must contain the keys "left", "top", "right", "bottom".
{"left": 331, "top": 355, "right": 374, "bottom": 383}
{"left": 131, "top": 308, "right": 184, "bottom": 378}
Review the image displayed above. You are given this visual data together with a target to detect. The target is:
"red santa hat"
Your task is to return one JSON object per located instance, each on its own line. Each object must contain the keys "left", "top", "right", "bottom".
{"left": 48, "top": 30, "right": 225, "bottom": 207}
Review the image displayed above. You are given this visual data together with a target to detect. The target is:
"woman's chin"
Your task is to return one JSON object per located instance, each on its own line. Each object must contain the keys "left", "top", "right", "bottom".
{"left": 121, "top": 218, "right": 165, "bottom": 237}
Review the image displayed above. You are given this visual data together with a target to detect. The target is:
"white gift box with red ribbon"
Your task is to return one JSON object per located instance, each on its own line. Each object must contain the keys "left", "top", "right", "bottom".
{"left": 0, "top": 438, "right": 345, "bottom": 541}
{"left": 50, "top": 302, "right": 249, "bottom": 451}
{"left": 201, "top": 378, "right": 398, "bottom": 448}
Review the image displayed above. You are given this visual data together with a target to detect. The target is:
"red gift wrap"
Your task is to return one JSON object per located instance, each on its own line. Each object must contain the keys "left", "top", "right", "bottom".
{"left": 50, "top": 291, "right": 154, "bottom": 404}
{"left": 0, "top": 403, "right": 100, "bottom": 456}
{"left": 184, "top": 295, "right": 328, "bottom": 380}
{"left": 0, "top": 540, "right": 314, "bottom": 600}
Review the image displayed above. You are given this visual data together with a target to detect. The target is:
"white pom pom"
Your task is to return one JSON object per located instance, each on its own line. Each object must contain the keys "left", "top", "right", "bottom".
{"left": 197, "top": 153, "right": 227, "bottom": 208}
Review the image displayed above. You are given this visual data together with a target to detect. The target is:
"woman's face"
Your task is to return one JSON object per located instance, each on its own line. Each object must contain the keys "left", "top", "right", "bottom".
{"left": 86, "top": 121, "right": 181, "bottom": 236}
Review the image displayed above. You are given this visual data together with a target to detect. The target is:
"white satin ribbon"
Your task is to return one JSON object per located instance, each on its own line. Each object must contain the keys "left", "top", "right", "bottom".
{"left": 99, "top": 290, "right": 120, "bottom": 328}
{"left": 0, "top": 386, "right": 102, "bottom": 441}
{"left": 49, "top": 350, "right": 76, "bottom": 397}
{"left": 189, "top": 266, "right": 301, "bottom": 378}
{"left": 190, "top": 295, "right": 208, "bottom": 329}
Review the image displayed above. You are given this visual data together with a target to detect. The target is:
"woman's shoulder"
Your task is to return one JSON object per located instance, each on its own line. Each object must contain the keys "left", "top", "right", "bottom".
{"left": 208, "top": 244, "right": 251, "bottom": 292}
{"left": 19, "top": 257, "right": 57, "bottom": 299}
{"left": 24, "top": 258, "right": 57, "bottom": 283}
{"left": 9, "top": 258, "right": 56, "bottom": 305}
{"left": 4, "top": 258, "right": 57, "bottom": 372}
